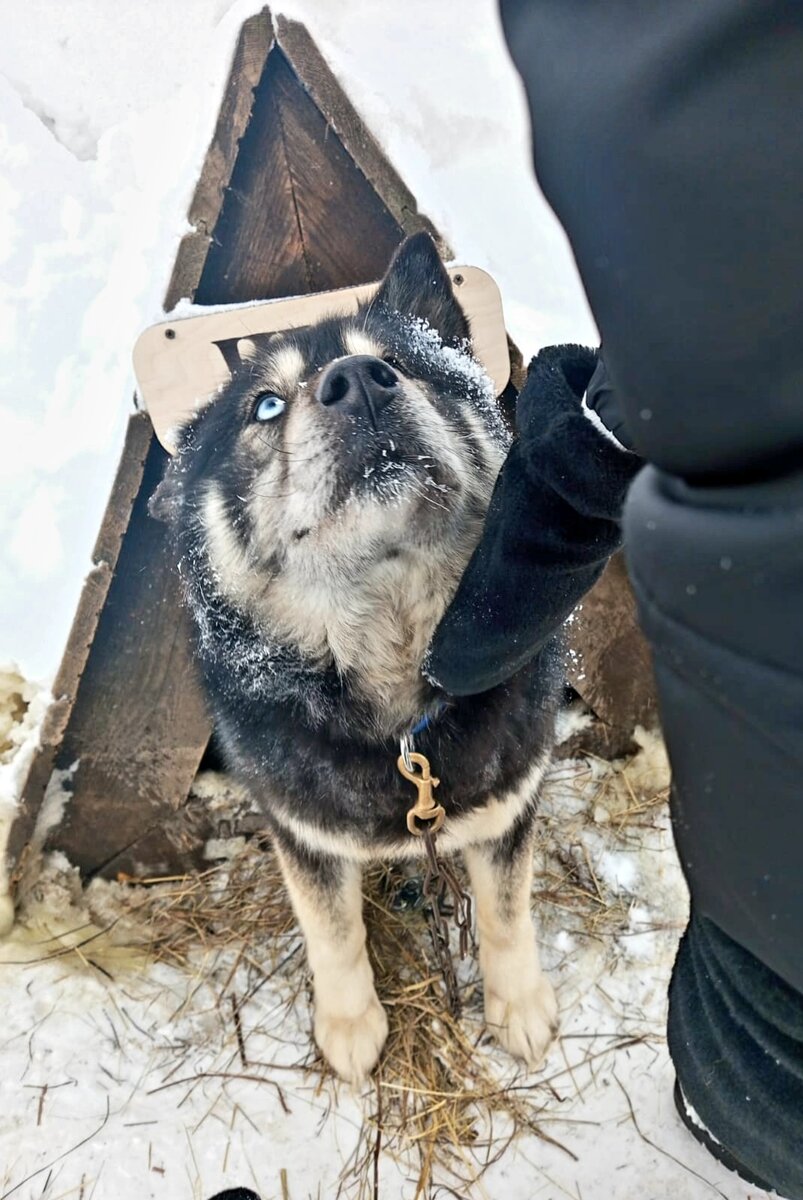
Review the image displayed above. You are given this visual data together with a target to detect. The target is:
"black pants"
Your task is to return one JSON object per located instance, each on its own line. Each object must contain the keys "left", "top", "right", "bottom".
{"left": 500, "top": 0, "right": 803, "bottom": 1191}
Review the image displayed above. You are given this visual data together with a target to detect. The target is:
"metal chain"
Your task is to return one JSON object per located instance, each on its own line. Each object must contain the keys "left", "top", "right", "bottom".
{"left": 421, "top": 824, "right": 474, "bottom": 1018}
{"left": 398, "top": 731, "right": 474, "bottom": 1017}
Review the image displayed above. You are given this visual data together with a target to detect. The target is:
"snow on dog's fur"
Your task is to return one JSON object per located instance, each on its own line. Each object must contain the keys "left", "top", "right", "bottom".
{"left": 151, "top": 234, "right": 561, "bottom": 1083}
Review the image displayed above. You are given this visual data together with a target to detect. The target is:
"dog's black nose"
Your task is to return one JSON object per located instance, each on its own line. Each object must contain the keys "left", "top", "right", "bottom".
{"left": 316, "top": 355, "right": 399, "bottom": 423}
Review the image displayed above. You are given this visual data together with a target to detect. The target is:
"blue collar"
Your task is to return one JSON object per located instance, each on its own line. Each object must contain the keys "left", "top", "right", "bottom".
{"left": 410, "top": 700, "right": 449, "bottom": 738}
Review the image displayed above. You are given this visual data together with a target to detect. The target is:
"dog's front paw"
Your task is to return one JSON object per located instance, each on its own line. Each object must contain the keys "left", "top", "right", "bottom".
{"left": 315, "top": 992, "right": 389, "bottom": 1085}
{"left": 484, "top": 974, "right": 558, "bottom": 1070}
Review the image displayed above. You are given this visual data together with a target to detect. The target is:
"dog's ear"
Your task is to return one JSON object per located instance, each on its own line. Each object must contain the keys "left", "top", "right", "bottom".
{"left": 148, "top": 464, "right": 184, "bottom": 524}
{"left": 373, "top": 232, "right": 470, "bottom": 347}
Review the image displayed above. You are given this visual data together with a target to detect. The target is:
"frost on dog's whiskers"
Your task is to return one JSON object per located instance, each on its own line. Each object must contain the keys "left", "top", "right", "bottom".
{"left": 351, "top": 315, "right": 508, "bottom": 518}
{"left": 403, "top": 315, "right": 511, "bottom": 450}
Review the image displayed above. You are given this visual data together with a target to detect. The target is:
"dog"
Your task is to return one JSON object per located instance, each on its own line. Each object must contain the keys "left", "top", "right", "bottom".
{"left": 150, "top": 232, "right": 560, "bottom": 1084}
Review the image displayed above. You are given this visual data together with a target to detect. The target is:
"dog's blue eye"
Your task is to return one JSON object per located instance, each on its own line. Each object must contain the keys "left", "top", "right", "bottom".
{"left": 254, "top": 393, "right": 286, "bottom": 422}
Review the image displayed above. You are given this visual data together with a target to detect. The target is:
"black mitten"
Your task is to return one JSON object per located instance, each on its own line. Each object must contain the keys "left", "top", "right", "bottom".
{"left": 425, "top": 344, "right": 643, "bottom": 695}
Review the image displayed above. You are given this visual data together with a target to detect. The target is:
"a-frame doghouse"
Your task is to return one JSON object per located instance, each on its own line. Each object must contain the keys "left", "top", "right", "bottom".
{"left": 12, "top": 9, "right": 656, "bottom": 884}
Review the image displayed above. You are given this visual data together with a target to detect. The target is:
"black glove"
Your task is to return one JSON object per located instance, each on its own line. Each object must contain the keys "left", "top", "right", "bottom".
{"left": 424, "top": 345, "right": 643, "bottom": 695}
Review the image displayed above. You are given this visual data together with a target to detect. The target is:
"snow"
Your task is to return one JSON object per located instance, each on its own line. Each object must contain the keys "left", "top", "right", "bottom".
{"left": 0, "top": 0, "right": 595, "bottom": 683}
{"left": 403, "top": 316, "right": 511, "bottom": 449}
{"left": 581, "top": 392, "right": 633, "bottom": 452}
{"left": 0, "top": 667, "right": 52, "bottom": 922}
{"left": 32, "top": 761, "right": 78, "bottom": 850}
{"left": 679, "top": 1087, "right": 724, "bottom": 1148}
{"left": 0, "top": 667, "right": 49, "bottom": 810}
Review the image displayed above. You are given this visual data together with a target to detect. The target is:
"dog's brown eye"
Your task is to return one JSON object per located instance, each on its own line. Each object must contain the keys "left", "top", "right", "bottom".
{"left": 383, "top": 355, "right": 404, "bottom": 373}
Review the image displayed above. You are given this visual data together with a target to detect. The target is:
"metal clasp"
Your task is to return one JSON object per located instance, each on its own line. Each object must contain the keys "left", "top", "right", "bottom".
{"left": 397, "top": 749, "right": 446, "bottom": 836}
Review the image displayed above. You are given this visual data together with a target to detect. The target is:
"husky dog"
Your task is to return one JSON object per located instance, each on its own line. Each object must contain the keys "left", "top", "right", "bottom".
{"left": 151, "top": 233, "right": 559, "bottom": 1084}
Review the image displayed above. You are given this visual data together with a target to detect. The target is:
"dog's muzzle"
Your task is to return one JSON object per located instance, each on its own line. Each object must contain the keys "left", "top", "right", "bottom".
{"left": 317, "top": 355, "right": 400, "bottom": 429}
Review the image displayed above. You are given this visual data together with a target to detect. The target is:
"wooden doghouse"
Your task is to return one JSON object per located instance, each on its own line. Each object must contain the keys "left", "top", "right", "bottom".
{"left": 11, "top": 9, "right": 656, "bottom": 883}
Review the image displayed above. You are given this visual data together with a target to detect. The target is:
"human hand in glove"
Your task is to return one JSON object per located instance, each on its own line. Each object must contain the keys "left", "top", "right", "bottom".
{"left": 424, "top": 344, "right": 642, "bottom": 696}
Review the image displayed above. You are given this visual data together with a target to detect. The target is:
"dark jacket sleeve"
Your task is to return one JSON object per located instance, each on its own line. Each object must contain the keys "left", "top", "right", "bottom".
{"left": 425, "top": 344, "right": 642, "bottom": 695}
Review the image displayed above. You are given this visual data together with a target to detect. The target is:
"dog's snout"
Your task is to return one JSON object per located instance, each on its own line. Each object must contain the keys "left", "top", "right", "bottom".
{"left": 316, "top": 355, "right": 399, "bottom": 421}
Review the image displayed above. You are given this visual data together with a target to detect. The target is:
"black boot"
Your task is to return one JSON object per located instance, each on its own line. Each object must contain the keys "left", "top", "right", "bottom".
{"left": 207, "top": 1191, "right": 261, "bottom": 1200}
{"left": 669, "top": 913, "right": 803, "bottom": 1198}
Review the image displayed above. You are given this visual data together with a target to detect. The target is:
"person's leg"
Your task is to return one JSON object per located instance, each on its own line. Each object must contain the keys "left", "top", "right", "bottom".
{"left": 500, "top": 1, "right": 803, "bottom": 1192}
{"left": 629, "top": 464, "right": 803, "bottom": 1192}
{"left": 670, "top": 914, "right": 803, "bottom": 1191}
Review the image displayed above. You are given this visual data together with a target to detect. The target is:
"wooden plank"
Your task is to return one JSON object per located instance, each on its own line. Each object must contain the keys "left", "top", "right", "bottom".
{"left": 45, "top": 431, "right": 211, "bottom": 876}
{"left": 194, "top": 45, "right": 411, "bottom": 303}
{"left": 563, "top": 552, "right": 659, "bottom": 759}
{"left": 194, "top": 47, "right": 310, "bottom": 303}
{"left": 275, "top": 15, "right": 446, "bottom": 253}
{"left": 165, "top": 9, "right": 276, "bottom": 310}
{"left": 11, "top": 414, "right": 153, "bottom": 872}
{"left": 271, "top": 49, "right": 406, "bottom": 290}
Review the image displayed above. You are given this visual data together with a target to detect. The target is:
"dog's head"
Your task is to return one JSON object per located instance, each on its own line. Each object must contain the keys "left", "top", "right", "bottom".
{"left": 152, "top": 233, "right": 510, "bottom": 733}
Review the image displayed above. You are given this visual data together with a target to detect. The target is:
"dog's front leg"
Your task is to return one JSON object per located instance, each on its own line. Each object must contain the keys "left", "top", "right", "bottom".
{"left": 464, "top": 817, "right": 558, "bottom": 1069}
{"left": 274, "top": 833, "right": 388, "bottom": 1085}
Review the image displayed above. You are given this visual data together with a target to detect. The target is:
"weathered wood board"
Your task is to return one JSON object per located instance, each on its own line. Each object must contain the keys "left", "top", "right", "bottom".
{"left": 562, "top": 552, "right": 658, "bottom": 759}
